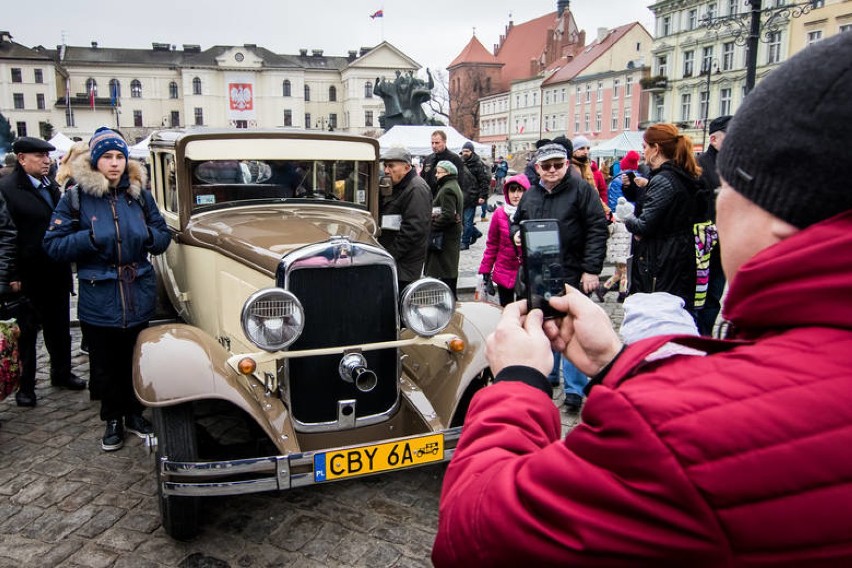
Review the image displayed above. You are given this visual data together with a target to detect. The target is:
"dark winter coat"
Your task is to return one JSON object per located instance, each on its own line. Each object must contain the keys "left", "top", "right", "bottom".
{"left": 624, "top": 161, "right": 700, "bottom": 309}
{"left": 434, "top": 210, "right": 852, "bottom": 567}
{"left": 378, "top": 168, "right": 432, "bottom": 283}
{"left": 421, "top": 149, "right": 466, "bottom": 197}
{"left": 42, "top": 155, "right": 171, "bottom": 328}
{"left": 0, "top": 164, "right": 72, "bottom": 297}
{"left": 697, "top": 146, "right": 721, "bottom": 222}
{"left": 0, "top": 193, "right": 17, "bottom": 297}
{"left": 425, "top": 174, "right": 463, "bottom": 279}
{"left": 511, "top": 175, "right": 608, "bottom": 289}
{"left": 461, "top": 152, "right": 490, "bottom": 208}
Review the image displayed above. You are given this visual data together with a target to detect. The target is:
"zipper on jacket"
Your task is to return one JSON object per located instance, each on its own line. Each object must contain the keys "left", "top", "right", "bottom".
{"left": 108, "top": 194, "right": 128, "bottom": 328}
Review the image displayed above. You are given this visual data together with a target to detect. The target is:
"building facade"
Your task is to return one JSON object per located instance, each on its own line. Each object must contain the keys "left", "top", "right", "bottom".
{"left": 0, "top": 31, "right": 419, "bottom": 144}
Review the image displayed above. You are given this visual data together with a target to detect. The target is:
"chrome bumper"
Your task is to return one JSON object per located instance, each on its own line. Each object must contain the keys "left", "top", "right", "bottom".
{"left": 158, "top": 427, "right": 462, "bottom": 497}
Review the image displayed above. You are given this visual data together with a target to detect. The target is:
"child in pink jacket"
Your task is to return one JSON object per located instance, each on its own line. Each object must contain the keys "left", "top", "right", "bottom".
{"left": 478, "top": 174, "right": 530, "bottom": 306}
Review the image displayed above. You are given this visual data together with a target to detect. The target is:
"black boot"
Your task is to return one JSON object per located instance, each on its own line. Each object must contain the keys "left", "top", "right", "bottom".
{"left": 15, "top": 390, "right": 36, "bottom": 407}
{"left": 51, "top": 373, "right": 87, "bottom": 390}
{"left": 125, "top": 414, "right": 153, "bottom": 438}
{"left": 101, "top": 420, "right": 125, "bottom": 451}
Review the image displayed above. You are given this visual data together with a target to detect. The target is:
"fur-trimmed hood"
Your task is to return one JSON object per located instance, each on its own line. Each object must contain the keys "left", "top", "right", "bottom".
{"left": 68, "top": 151, "right": 147, "bottom": 198}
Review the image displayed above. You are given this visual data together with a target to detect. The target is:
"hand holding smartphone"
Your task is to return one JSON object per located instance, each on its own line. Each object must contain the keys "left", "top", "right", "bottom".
{"left": 520, "top": 219, "right": 567, "bottom": 318}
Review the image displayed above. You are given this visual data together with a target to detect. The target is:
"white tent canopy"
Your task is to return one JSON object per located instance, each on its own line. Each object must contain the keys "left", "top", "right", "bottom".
{"left": 129, "top": 135, "right": 151, "bottom": 160}
{"left": 378, "top": 125, "right": 489, "bottom": 158}
{"left": 590, "top": 131, "right": 644, "bottom": 159}
{"left": 48, "top": 132, "right": 75, "bottom": 159}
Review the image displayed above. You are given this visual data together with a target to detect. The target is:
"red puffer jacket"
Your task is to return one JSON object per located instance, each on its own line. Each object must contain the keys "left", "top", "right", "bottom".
{"left": 433, "top": 210, "right": 852, "bottom": 566}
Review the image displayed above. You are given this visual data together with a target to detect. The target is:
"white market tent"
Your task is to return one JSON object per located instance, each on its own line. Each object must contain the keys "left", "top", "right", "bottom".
{"left": 129, "top": 135, "right": 151, "bottom": 160}
{"left": 48, "top": 132, "right": 75, "bottom": 159}
{"left": 590, "top": 131, "right": 644, "bottom": 160}
{"left": 378, "top": 125, "right": 489, "bottom": 157}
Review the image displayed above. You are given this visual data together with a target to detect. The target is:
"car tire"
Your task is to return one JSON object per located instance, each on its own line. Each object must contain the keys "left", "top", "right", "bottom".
{"left": 450, "top": 369, "right": 492, "bottom": 427}
{"left": 153, "top": 404, "right": 199, "bottom": 541}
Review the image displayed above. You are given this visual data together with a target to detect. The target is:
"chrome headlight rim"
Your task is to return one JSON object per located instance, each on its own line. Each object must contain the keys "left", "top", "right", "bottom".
{"left": 399, "top": 277, "right": 454, "bottom": 337}
{"left": 240, "top": 288, "right": 305, "bottom": 352}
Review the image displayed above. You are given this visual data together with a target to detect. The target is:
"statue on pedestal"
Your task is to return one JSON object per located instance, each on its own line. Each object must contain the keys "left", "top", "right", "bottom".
{"left": 374, "top": 69, "right": 438, "bottom": 129}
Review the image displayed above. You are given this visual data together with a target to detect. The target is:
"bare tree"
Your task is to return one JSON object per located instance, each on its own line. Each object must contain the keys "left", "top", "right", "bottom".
{"left": 448, "top": 67, "right": 492, "bottom": 140}
{"left": 425, "top": 69, "right": 450, "bottom": 123}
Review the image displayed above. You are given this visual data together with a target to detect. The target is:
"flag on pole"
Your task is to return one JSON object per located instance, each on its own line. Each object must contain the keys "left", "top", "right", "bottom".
{"left": 110, "top": 82, "right": 117, "bottom": 107}
{"left": 65, "top": 78, "right": 71, "bottom": 113}
{"left": 89, "top": 84, "right": 95, "bottom": 110}
{"left": 370, "top": 9, "right": 383, "bottom": 18}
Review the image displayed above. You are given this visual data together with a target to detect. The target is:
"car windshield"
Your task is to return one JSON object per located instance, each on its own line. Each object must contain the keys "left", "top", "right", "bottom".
{"left": 190, "top": 159, "right": 372, "bottom": 210}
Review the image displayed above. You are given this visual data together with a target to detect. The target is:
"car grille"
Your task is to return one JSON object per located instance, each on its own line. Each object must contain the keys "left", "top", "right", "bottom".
{"left": 286, "top": 264, "right": 398, "bottom": 426}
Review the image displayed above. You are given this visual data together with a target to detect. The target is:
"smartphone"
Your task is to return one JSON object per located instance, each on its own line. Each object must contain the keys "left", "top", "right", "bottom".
{"left": 520, "top": 219, "right": 567, "bottom": 318}
{"left": 626, "top": 172, "right": 636, "bottom": 184}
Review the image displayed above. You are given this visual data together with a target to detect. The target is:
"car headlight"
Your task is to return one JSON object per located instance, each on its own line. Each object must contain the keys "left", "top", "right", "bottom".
{"left": 241, "top": 288, "right": 305, "bottom": 351}
{"left": 399, "top": 278, "right": 454, "bottom": 337}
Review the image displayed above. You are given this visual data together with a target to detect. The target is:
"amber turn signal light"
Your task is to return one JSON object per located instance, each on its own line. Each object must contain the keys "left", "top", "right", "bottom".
{"left": 237, "top": 357, "right": 257, "bottom": 375}
{"left": 447, "top": 337, "right": 465, "bottom": 353}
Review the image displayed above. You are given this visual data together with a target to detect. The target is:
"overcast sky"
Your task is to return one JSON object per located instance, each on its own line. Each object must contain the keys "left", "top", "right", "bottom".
{"left": 6, "top": 1, "right": 654, "bottom": 76}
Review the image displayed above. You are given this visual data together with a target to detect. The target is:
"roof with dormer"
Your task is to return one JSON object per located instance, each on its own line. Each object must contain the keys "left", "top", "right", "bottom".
{"left": 541, "top": 22, "right": 638, "bottom": 85}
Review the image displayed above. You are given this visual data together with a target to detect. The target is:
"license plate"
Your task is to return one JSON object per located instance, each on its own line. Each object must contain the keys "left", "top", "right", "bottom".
{"left": 313, "top": 433, "right": 444, "bottom": 482}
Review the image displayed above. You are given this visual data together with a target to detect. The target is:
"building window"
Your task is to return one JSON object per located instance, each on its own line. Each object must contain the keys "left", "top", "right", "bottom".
{"left": 169, "top": 81, "right": 179, "bottom": 99}
{"left": 597, "top": 82, "right": 603, "bottom": 102}
{"left": 13, "top": 93, "right": 24, "bottom": 109}
{"left": 661, "top": 15, "right": 671, "bottom": 36}
{"left": 656, "top": 55, "right": 668, "bottom": 77}
{"left": 329, "top": 86, "right": 337, "bottom": 102}
{"left": 364, "top": 81, "right": 372, "bottom": 98}
{"left": 728, "top": 0, "right": 739, "bottom": 16}
{"left": 585, "top": 84, "right": 591, "bottom": 103}
{"left": 11, "top": 68, "right": 22, "bottom": 83}
{"left": 654, "top": 95, "right": 665, "bottom": 122}
{"left": 681, "top": 93, "right": 692, "bottom": 121}
{"left": 575, "top": 86, "right": 581, "bottom": 101}
{"left": 283, "top": 80, "right": 291, "bottom": 97}
{"left": 16, "top": 122, "right": 27, "bottom": 137}
{"left": 365, "top": 110, "right": 373, "bottom": 127}
{"left": 623, "top": 110, "right": 631, "bottom": 130}
{"left": 683, "top": 50, "right": 695, "bottom": 77}
{"left": 305, "top": 113, "right": 312, "bottom": 129}
{"left": 235, "top": 120, "right": 247, "bottom": 129}
{"left": 625, "top": 76, "right": 633, "bottom": 97}
{"left": 687, "top": 9, "right": 697, "bottom": 30}
{"left": 34, "top": 69, "right": 43, "bottom": 83}
{"left": 613, "top": 79, "right": 620, "bottom": 99}
{"left": 86, "top": 78, "right": 98, "bottom": 96}
{"left": 36, "top": 93, "right": 45, "bottom": 110}
{"left": 767, "top": 32, "right": 782, "bottom": 64}
{"left": 545, "top": 91, "right": 551, "bottom": 105}
{"left": 722, "top": 42, "right": 735, "bottom": 71}
{"left": 595, "top": 111, "right": 601, "bottom": 132}
{"left": 702, "top": 46, "right": 714, "bottom": 73}
{"left": 304, "top": 85, "right": 310, "bottom": 101}
{"left": 194, "top": 107, "right": 203, "bottom": 126}
{"left": 699, "top": 91, "right": 710, "bottom": 122}
{"left": 109, "top": 78, "right": 121, "bottom": 100}
{"left": 840, "top": 23, "right": 852, "bottom": 33}
{"left": 584, "top": 112, "right": 590, "bottom": 131}
{"left": 170, "top": 111, "right": 180, "bottom": 127}
{"left": 193, "top": 77, "right": 202, "bottom": 95}
{"left": 611, "top": 109, "right": 619, "bottom": 131}
{"left": 133, "top": 110, "right": 143, "bottom": 126}
{"left": 329, "top": 113, "right": 337, "bottom": 130}
{"left": 811, "top": 0, "right": 824, "bottom": 7}
{"left": 807, "top": 30, "right": 823, "bottom": 45}
{"left": 706, "top": 3, "right": 717, "bottom": 20}
{"left": 574, "top": 113, "right": 580, "bottom": 132}
{"left": 719, "top": 88, "right": 732, "bottom": 115}
{"left": 283, "top": 109, "right": 292, "bottom": 126}
{"left": 561, "top": 88, "right": 566, "bottom": 102}
{"left": 130, "top": 79, "right": 142, "bottom": 98}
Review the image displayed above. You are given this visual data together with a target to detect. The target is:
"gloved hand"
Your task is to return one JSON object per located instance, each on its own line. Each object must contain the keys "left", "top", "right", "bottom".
{"left": 481, "top": 273, "right": 496, "bottom": 296}
{"left": 615, "top": 197, "right": 635, "bottom": 221}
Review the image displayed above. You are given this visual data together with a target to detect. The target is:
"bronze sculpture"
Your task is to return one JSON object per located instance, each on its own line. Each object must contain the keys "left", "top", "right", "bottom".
{"left": 374, "top": 69, "right": 437, "bottom": 129}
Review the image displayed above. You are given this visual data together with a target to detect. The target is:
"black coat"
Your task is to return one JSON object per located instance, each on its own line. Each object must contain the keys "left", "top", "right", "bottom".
{"left": 0, "top": 166, "right": 72, "bottom": 296}
{"left": 0, "top": 192, "right": 17, "bottom": 297}
{"left": 461, "top": 152, "right": 491, "bottom": 207}
{"left": 378, "top": 169, "right": 432, "bottom": 283}
{"left": 421, "top": 149, "right": 469, "bottom": 199}
{"left": 511, "top": 174, "right": 608, "bottom": 289}
{"left": 625, "top": 162, "right": 701, "bottom": 309}
{"left": 697, "top": 146, "right": 720, "bottom": 222}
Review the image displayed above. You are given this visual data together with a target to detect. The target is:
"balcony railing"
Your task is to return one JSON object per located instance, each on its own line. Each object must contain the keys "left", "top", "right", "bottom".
{"left": 640, "top": 75, "right": 669, "bottom": 91}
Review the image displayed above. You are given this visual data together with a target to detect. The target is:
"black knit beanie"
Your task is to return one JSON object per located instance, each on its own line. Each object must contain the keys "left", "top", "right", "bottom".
{"left": 717, "top": 32, "right": 852, "bottom": 229}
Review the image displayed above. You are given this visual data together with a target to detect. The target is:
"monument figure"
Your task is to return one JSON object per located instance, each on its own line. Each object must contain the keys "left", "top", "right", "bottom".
{"left": 374, "top": 69, "right": 437, "bottom": 129}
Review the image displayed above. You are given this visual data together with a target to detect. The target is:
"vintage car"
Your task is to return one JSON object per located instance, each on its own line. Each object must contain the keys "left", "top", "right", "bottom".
{"left": 133, "top": 128, "right": 502, "bottom": 540}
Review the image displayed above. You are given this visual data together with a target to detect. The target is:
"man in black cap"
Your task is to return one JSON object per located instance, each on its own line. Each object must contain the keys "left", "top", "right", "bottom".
{"left": 0, "top": 137, "right": 85, "bottom": 407}
{"left": 695, "top": 115, "right": 731, "bottom": 336}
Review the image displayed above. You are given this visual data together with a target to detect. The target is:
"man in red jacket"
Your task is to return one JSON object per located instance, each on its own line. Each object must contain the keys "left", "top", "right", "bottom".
{"left": 433, "top": 32, "right": 852, "bottom": 567}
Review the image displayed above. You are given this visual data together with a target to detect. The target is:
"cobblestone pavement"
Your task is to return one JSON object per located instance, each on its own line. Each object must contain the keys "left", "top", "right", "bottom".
{"left": 0, "top": 203, "right": 624, "bottom": 567}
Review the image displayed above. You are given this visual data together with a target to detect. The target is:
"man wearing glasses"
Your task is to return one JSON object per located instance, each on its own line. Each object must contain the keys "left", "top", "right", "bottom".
{"left": 511, "top": 143, "right": 608, "bottom": 412}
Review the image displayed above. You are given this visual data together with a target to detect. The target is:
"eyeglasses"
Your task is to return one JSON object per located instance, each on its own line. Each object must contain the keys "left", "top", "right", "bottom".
{"left": 539, "top": 161, "right": 565, "bottom": 171}
{"left": 507, "top": 186, "right": 525, "bottom": 193}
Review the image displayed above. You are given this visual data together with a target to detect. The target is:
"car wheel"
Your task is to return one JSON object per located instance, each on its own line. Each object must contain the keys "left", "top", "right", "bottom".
{"left": 450, "top": 370, "right": 492, "bottom": 427}
{"left": 153, "top": 404, "right": 199, "bottom": 540}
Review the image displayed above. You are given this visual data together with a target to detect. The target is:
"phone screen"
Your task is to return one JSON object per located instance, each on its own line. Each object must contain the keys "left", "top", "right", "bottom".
{"left": 521, "top": 220, "right": 567, "bottom": 318}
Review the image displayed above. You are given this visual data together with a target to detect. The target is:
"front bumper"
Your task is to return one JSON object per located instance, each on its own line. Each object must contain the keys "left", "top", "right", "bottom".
{"left": 158, "top": 427, "right": 462, "bottom": 497}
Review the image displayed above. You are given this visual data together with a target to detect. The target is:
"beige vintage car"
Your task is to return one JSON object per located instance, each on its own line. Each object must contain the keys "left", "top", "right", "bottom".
{"left": 132, "top": 129, "right": 502, "bottom": 540}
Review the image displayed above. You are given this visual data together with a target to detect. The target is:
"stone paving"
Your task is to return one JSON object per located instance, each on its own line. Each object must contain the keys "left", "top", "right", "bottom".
{"left": 0, "top": 201, "right": 624, "bottom": 567}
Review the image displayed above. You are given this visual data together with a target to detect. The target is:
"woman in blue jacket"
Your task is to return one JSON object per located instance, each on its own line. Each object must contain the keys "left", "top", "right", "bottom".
{"left": 44, "top": 127, "right": 170, "bottom": 451}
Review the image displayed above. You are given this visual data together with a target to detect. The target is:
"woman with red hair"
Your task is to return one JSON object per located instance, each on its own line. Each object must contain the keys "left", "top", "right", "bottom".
{"left": 622, "top": 124, "right": 703, "bottom": 310}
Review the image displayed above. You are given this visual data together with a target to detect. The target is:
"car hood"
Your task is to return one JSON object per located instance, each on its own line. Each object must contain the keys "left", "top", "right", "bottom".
{"left": 184, "top": 205, "right": 379, "bottom": 275}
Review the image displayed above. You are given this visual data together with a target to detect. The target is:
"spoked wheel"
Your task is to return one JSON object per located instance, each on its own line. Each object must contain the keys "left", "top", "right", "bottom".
{"left": 152, "top": 404, "right": 199, "bottom": 540}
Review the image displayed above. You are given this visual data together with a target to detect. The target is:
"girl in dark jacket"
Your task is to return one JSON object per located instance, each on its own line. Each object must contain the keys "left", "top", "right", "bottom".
{"left": 43, "top": 127, "right": 171, "bottom": 452}
{"left": 623, "top": 123, "right": 702, "bottom": 310}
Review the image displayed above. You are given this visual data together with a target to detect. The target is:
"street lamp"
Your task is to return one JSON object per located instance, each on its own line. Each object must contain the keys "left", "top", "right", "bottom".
{"left": 701, "top": 0, "right": 818, "bottom": 94}
{"left": 700, "top": 59, "right": 718, "bottom": 150}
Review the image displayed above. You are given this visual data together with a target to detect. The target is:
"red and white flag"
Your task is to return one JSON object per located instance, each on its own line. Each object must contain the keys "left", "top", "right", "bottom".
{"left": 89, "top": 84, "right": 95, "bottom": 109}
{"left": 370, "top": 9, "right": 384, "bottom": 19}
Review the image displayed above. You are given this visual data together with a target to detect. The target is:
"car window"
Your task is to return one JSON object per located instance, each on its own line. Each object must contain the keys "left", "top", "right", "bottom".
{"left": 190, "top": 159, "right": 371, "bottom": 210}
